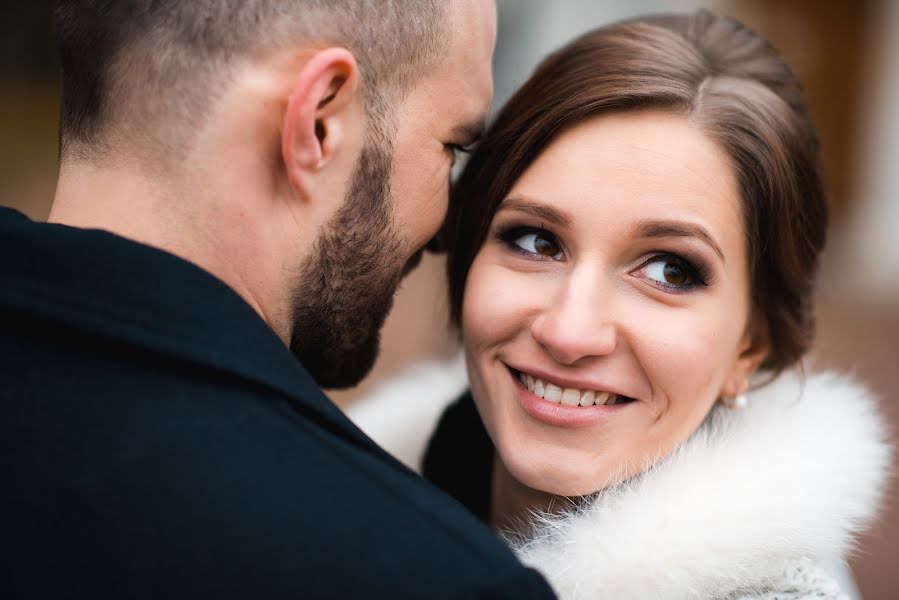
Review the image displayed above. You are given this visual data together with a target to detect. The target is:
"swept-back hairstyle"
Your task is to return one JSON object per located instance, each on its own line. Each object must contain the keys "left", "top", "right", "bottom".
{"left": 53, "top": 0, "right": 450, "bottom": 161}
{"left": 446, "top": 10, "right": 827, "bottom": 373}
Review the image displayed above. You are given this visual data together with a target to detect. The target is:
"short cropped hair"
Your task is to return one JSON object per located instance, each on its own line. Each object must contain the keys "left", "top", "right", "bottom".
{"left": 445, "top": 11, "right": 827, "bottom": 374}
{"left": 53, "top": 1, "right": 451, "bottom": 161}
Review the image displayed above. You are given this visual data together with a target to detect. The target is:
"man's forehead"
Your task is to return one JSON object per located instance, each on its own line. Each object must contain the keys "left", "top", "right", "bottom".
{"left": 410, "top": 4, "right": 488, "bottom": 122}
{"left": 401, "top": 1, "right": 494, "bottom": 133}
{"left": 447, "top": 0, "right": 497, "bottom": 61}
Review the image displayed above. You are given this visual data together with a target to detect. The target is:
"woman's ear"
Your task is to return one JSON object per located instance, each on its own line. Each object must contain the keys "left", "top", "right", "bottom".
{"left": 722, "top": 317, "right": 770, "bottom": 398}
{"left": 281, "top": 47, "right": 359, "bottom": 199}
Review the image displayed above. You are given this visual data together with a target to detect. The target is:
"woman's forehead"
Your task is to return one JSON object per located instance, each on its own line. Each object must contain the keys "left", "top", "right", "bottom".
{"left": 504, "top": 111, "right": 743, "bottom": 239}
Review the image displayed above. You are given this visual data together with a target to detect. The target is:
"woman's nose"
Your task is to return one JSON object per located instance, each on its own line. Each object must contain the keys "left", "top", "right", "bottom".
{"left": 530, "top": 277, "right": 617, "bottom": 366}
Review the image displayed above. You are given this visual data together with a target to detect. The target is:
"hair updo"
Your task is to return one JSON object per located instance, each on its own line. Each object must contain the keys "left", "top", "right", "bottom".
{"left": 444, "top": 10, "right": 827, "bottom": 374}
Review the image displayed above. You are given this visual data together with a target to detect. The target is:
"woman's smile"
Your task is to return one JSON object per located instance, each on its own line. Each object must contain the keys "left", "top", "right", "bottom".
{"left": 462, "top": 110, "right": 762, "bottom": 498}
{"left": 421, "top": 12, "right": 867, "bottom": 598}
{"left": 503, "top": 364, "right": 637, "bottom": 428}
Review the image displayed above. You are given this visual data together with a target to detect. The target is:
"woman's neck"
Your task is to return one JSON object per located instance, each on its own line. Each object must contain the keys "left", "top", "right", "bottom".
{"left": 489, "top": 454, "right": 564, "bottom": 534}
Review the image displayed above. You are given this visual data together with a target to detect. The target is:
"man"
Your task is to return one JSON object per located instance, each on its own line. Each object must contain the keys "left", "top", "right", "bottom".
{"left": 0, "top": 1, "right": 555, "bottom": 598}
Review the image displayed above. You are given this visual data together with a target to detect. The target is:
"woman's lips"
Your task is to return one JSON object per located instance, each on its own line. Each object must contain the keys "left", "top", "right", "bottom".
{"left": 508, "top": 366, "right": 633, "bottom": 428}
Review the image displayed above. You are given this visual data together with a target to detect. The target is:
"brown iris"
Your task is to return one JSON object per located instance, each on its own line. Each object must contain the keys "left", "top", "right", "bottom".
{"left": 534, "top": 234, "right": 561, "bottom": 257}
{"left": 663, "top": 262, "right": 688, "bottom": 285}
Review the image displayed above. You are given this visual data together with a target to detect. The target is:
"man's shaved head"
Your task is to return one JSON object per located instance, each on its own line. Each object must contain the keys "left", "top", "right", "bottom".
{"left": 54, "top": 1, "right": 451, "bottom": 162}
{"left": 50, "top": 1, "right": 495, "bottom": 390}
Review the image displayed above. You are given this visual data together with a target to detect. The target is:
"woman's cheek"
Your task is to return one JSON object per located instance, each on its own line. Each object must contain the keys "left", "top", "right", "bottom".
{"left": 634, "top": 303, "right": 740, "bottom": 412}
{"left": 462, "top": 259, "right": 538, "bottom": 348}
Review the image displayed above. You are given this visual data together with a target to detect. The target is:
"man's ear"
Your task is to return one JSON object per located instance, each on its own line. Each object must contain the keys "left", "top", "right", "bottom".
{"left": 281, "top": 47, "right": 359, "bottom": 199}
{"left": 722, "top": 317, "right": 770, "bottom": 397}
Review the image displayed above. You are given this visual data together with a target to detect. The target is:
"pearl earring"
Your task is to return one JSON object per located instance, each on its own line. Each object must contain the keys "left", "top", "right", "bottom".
{"left": 722, "top": 392, "right": 748, "bottom": 410}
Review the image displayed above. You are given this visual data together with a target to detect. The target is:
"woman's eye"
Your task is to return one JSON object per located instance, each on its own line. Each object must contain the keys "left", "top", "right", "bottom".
{"left": 515, "top": 232, "right": 562, "bottom": 259}
{"left": 501, "top": 228, "right": 564, "bottom": 260}
{"left": 637, "top": 255, "right": 704, "bottom": 291}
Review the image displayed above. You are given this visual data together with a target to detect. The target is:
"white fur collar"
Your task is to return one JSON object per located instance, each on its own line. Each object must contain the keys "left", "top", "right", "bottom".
{"left": 511, "top": 371, "right": 892, "bottom": 599}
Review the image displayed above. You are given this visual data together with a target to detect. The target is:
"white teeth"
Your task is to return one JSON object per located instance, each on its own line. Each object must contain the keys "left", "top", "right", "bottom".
{"left": 544, "top": 384, "right": 563, "bottom": 403}
{"left": 561, "top": 388, "right": 580, "bottom": 406}
{"left": 579, "top": 390, "right": 595, "bottom": 407}
{"left": 517, "top": 370, "right": 626, "bottom": 408}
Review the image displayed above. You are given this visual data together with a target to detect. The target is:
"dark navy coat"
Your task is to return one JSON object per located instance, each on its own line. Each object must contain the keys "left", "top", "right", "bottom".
{"left": 0, "top": 206, "right": 555, "bottom": 599}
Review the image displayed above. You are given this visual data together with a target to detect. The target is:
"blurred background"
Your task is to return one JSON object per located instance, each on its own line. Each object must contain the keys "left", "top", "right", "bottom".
{"left": 2, "top": 0, "right": 897, "bottom": 596}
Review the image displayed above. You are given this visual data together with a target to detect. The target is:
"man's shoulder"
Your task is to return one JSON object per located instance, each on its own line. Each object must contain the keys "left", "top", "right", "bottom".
{"left": 0, "top": 313, "right": 552, "bottom": 597}
{"left": 3, "top": 363, "right": 551, "bottom": 597}
{"left": 0, "top": 208, "right": 554, "bottom": 597}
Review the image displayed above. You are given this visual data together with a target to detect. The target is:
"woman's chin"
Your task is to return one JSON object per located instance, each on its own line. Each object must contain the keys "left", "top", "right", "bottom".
{"left": 501, "top": 449, "right": 616, "bottom": 499}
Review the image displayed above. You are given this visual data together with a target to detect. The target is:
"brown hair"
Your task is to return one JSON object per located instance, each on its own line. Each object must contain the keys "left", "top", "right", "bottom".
{"left": 445, "top": 10, "right": 828, "bottom": 373}
{"left": 53, "top": 0, "right": 450, "bottom": 163}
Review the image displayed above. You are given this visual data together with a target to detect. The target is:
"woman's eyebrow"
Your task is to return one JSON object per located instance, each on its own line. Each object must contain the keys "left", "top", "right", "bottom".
{"left": 634, "top": 219, "right": 726, "bottom": 263}
{"left": 498, "top": 196, "right": 572, "bottom": 228}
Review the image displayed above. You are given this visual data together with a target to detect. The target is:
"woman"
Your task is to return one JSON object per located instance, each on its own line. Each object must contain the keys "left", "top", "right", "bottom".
{"left": 422, "top": 11, "right": 891, "bottom": 600}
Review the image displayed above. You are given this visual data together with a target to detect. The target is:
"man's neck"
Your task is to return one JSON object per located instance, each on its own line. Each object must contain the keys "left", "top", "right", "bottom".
{"left": 50, "top": 162, "right": 175, "bottom": 245}
{"left": 49, "top": 161, "right": 293, "bottom": 345}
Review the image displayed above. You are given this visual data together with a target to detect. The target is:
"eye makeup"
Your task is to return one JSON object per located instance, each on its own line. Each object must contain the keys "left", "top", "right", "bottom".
{"left": 633, "top": 251, "right": 712, "bottom": 293}
{"left": 495, "top": 223, "right": 565, "bottom": 261}
{"left": 492, "top": 216, "right": 717, "bottom": 294}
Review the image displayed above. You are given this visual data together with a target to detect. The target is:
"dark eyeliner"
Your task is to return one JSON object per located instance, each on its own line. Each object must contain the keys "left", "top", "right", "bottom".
{"left": 494, "top": 223, "right": 560, "bottom": 259}
{"left": 646, "top": 252, "right": 711, "bottom": 290}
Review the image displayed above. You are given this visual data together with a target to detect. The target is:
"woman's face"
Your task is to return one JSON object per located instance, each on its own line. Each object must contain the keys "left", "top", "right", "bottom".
{"left": 462, "top": 110, "right": 766, "bottom": 497}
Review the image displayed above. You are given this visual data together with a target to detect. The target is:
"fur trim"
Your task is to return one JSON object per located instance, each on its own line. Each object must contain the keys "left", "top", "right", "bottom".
{"left": 512, "top": 371, "right": 892, "bottom": 599}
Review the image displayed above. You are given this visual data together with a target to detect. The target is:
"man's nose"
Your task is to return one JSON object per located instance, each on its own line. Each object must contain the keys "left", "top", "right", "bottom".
{"left": 530, "top": 269, "right": 617, "bottom": 366}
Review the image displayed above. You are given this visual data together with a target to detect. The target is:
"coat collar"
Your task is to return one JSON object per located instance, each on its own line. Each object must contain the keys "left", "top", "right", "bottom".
{"left": 0, "top": 207, "right": 392, "bottom": 462}
{"left": 511, "top": 370, "right": 892, "bottom": 599}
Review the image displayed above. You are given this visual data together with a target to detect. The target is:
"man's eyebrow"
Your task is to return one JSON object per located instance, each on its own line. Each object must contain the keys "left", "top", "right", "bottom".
{"left": 634, "top": 219, "right": 726, "bottom": 263}
{"left": 497, "top": 196, "right": 572, "bottom": 228}
{"left": 452, "top": 118, "right": 486, "bottom": 145}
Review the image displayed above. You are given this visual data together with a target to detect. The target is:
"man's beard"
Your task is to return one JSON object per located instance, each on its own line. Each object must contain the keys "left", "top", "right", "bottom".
{"left": 288, "top": 134, "right": 408, "bottom": 389}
